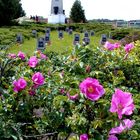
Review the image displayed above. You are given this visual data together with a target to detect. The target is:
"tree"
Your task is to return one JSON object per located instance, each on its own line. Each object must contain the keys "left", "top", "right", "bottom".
{"left": 0, "top": 0, "right": 25, "bottom": 25}
{"left": 70, "top": 0, "right": 86, "bottom": 23}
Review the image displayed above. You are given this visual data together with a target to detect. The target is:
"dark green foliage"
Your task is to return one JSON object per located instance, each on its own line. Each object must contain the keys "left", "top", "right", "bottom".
{"left": 0, "top": 44, "right": 140, "bottom": 139}
{"left": 0, "top": 0, "right": 25, "bottom": 26}
{"left": 111, "top": 29, "right": 140, "bottom": 45}
{"left": 70, "top": 0, "right": 86, "bottom": 23}
{"left": 0, "top": 23, "right": 113, "bottom": 48}
{"left": 0, "top": 23, "right": 140, "bottom": 139}
{"left": 111, "top": 29, "right": 130, "bottom": 40}
{"left": 120, "top": 31, "right": 140, "bottom": 45}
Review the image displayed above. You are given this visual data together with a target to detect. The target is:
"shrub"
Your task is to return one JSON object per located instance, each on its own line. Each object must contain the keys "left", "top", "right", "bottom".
{"left": 0, "top": 41, "right": 140, "bottom": 139}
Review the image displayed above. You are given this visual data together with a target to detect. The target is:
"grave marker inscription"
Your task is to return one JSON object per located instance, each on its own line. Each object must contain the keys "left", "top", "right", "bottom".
{"left": 90, "top": 31, "right": 94, "bottom": 36}
{"left": 84, "top": 31, "right": 89, "bottom": 38}
{"left": 37, "top": 37, "right": 45, "bottom": 51}
{"left": 73, "top": 34, "right": 80, "bottom": 45}
{"left": 58, "top": 31, "right": 63, "bottom": 39}
{"left": 82, "top": 37, "right": 90, "bottom": 46}
{"left": 45, "top": 33, "right": 50, "bottom": 43}
{"left": 100, "top": 34, "right": 107, "bottom": 45}
{"left": 16, "top": 34, "right": 23, "bottom": 44}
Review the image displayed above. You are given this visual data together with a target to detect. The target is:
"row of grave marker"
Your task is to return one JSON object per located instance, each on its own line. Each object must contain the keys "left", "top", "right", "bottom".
{"left": 31, "top": 28, "right": 94, "bottom": 39}
{"left": 16, "top": 28, "right": 107, "bottom": 51}
{"left": 36, "top": 34, "right": 107, "bottom": 50}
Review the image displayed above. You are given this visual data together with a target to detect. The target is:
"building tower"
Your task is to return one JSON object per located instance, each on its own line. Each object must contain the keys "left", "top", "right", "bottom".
{"left": 48, "top": 0, "right": 66, "bottom": 24}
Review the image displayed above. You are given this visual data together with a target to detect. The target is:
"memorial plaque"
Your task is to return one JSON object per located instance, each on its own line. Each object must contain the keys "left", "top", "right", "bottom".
{"left": 16, "top": 34, "right": 23, "bottom": 44}
{"left": 58, "top": 30, "right": 63, "bottom": 39}
{"left": 66, "top": 27, "right": 69, "bottom": 32}
{"left": 69, "top": 29, "right": 73, "bottom": 35}
{"left": 73, "top": 34, "right": 80, "bottom": 45}
{"left": 82, "top": 37, "right": 90, "bottom": 46}
{"left": 100, "top": 34, "right": 107, "bottom": 45}
{"left": 90, "top": 31, "right": 94, "bottom": 36}
{"left": 45, "top": 33, "right": 50, "bottom": 43}
{"left": 84, "top": 31, "right": 89, "bottom": 38}
{"left": 46, "top": 28, "right": 51, "bottom": 34}
{"left": 32, "top": 30, "right": 37, "bottom": 37}
{"left": 37, "top": 37, "right": 45, "bottom": 50}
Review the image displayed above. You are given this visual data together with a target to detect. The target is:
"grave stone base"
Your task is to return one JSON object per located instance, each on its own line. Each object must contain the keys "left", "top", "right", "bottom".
{"left": 48, "top": 14, "right": 66, "bottom": 24}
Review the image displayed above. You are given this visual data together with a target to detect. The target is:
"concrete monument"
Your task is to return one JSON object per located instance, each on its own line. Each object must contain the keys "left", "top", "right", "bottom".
{"left": 48, "top": 0, "right": 66, "bottom": 24}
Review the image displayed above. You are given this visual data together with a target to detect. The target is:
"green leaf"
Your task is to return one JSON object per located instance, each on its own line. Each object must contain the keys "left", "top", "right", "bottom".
{"left": 11, "top": 135, "right": 18, "bottom": 140}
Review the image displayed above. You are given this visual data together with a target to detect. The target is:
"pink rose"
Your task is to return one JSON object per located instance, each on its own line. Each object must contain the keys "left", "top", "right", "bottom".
{"left": 67, "top": 92, "right": 79, "bottom": 101}
{"left": 32, "top": 72, "right": 45, "bottom": 85}
{"left": 79, "top": 78, "right": 105, "bottom": 101}
{"left": 13, "top": 78, "right": 27, "bottom": 92}
{"left": 60, "top": 88, "right": 65, "bottom": 94}
{"left": 114, "top": 43, "right": 121, "bottom": 49}
{"left": 40, "top": 53, "right": 48, "bottom": 60}
{"left": 104, "top": 42, "right": 120, "bottom": 50}
{"left": 104, "top": 41, "right": 115, "bottom": 50}
{"left": 124, "top": 43, "right": 134, "bottom": 53}
{"left": 80, "top": 134, "right": 88, "bottom": 140}
{"left": 28, "top": 56, "right": 38, "bottom": 68}
{"left": 109, "top": 119, "right": 135, "bottom": 135}
{"left": 108, "top": 135, "right": 118, "bottom": 140}
{"left": 28, "top": 84, "right": 39, "bottom": 96}
{"left": 110, "top": 89, "right": 135, "bottom": 119}
{"left": 18, "top": 51, "right": 25, "bottom": 60}
{"left": 8, "top": 53, "right": 16, "bottom": 59}
{"left": 29, "top": 89, "right": 36, "bottom": 96}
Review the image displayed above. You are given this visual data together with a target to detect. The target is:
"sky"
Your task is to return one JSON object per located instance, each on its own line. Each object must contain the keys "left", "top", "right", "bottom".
{"left": 21, "top": 0, "right": 140, "bottom": 20}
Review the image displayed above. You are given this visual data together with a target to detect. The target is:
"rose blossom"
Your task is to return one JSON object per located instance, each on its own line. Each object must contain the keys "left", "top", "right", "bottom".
{"left": 60, "top": 88, "right": 65, "bottom": 94}
{"left": 17, "top": 51, "right": 25, "bottom": 60}
{"left": 13, "top": 78, "right": 27, "bottom": 92}
{"left": 114, "top": 43, "right": 121, "bottom": 49}
{"left": 67, "top": 92, "right": 79, "bottom": 101}
{"left": 109, "top": 119, "right": 135, "bottom": 135}
{"left": 32, "top": 72, "right": 45, "bottom": 85}
{"left": 108, "top": 135, "right": 118, "bottom": 140}
{"left": 79, "top": 78, "right": 105, "bottom": 101}
{"left": 40, "top": 53, "right": 48, "bottom": 60}
{"left": 8, "top": 53, "right": 16, "bottom": 59}
{"left": 110, "top": 89, "right": 135, "bottom": 119}
{"left": 104, "top": 42, "right": 120, "bottom": 50}
{"left": 80, "top": 134, "right": 88, "bottom": 140}
{"left": 124, "top": 43, "right": 134, "bottom": 53}
{"left": 28, "top": 56, "right": 38, "bottom": 68}
{"left": 29, "top": 89, "right": 36, "bottom": 96}
{"left": 104, "top": 41, "right": 115, "bottom": 50}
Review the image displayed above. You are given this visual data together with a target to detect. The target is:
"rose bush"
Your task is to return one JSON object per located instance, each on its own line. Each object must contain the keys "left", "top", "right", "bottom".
{"left": 0, "top": 40, "right": 140, "bottom": 140}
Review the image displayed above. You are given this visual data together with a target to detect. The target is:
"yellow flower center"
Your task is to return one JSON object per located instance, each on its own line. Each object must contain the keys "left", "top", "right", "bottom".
{"left": 118, "top": 104, "right": 123, "bottom": 109}
{"left": 88, "top": 86, "right": 94, "bottom": 93}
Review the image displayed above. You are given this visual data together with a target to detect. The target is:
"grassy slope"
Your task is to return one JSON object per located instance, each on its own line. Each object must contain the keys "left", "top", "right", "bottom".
{"left": 7, "top": 31, "right": 100, "bottom": 56}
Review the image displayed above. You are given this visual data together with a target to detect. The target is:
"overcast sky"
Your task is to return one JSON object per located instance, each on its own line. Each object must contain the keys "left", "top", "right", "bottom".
{"left": 21, "top": 0, "right": 140, "bottom": 20}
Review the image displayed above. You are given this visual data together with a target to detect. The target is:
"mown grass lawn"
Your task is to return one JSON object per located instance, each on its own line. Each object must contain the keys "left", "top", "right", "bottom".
{"left": 7, "top": 31, "right": 101, "bottom": 56}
